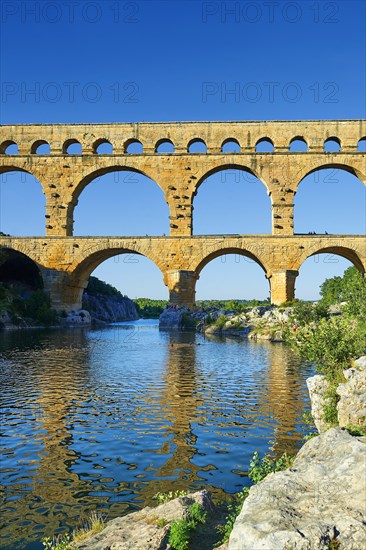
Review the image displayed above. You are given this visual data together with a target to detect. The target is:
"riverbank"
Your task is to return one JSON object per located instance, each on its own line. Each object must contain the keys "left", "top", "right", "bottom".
{"left": 0, "top": 276, "right": 138, "bottom": 330}
{"left": 160, "top": 304, "right": 296, "bottom": 341}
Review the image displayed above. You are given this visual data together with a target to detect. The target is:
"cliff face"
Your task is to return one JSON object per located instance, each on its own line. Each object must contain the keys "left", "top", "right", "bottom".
{"left": 83, "top": 293, "right": 138, "bottom": 323}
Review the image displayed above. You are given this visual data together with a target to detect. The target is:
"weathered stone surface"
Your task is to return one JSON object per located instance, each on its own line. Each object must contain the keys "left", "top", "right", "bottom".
{"left": 337, "top": 358, "right": 366, "bottom": 428}
{"left": 229, "top": 428, "right": 366, "bottom": 550}
{"left": 355, "top": 356, "right": 366, "bottom": 368}
{"left": 75, "top": 490, "right": 214, "bottom": 550}
{"left": 306, "top": 375, "right": 332, "bottom": 433}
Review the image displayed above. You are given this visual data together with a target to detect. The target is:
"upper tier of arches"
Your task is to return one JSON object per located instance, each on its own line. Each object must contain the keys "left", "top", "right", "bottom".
{"left": 1, "top": 136, "right": 365, "bottom": 156}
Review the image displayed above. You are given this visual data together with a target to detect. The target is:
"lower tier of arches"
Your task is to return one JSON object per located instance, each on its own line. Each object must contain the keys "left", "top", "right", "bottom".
{"left": 0, "top": 235, "right": 365, "bottom": 310}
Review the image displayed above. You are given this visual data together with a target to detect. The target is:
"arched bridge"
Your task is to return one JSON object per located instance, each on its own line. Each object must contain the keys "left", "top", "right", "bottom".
{"left": 0, "top": 120, "right": 365, "bottom": 309}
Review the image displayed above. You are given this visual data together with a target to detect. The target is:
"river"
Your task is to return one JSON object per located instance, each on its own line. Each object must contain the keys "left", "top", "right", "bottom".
{"left": 0, "top": 320, "right": 314, "bottom": 549}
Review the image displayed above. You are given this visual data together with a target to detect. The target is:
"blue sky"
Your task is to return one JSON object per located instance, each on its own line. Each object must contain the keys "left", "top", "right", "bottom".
{"left": 1, "top": 0, "right": 365, "bottom": 300}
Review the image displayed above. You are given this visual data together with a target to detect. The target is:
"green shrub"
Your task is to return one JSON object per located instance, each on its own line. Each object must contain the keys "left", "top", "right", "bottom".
{"left": 248, "top": 451, "right": 294, "bottom": 484}
{"left": 169, "top": 519, "right": 191, "bottom": 550}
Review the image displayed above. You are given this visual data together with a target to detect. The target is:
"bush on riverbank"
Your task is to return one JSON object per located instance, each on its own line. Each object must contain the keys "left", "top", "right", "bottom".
{"left": 284, "top": 267, "right": 366, "bottom": 427}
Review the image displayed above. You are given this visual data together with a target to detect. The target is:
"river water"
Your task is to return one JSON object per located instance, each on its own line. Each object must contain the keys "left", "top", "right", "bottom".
{"left": 0, "top": 320, "right": 314, "bottom": 549}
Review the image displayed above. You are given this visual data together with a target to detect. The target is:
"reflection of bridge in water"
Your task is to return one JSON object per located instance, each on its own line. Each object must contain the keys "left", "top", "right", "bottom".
{"left": 0, "top": 120, "right": 365, "bottom": 308}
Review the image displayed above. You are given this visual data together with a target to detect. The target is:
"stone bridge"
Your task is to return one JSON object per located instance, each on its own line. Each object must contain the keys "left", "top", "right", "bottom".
{"left": 0, "top": 120, "right": 365, "bottom": 309}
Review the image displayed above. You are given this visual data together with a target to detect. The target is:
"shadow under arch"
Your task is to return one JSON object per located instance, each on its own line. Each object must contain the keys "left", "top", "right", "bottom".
{"left": 0, "top": 247, "right": 44, "bottom": 289}
{"left": 297, "top": 246, "right": 365, "bottom": 275}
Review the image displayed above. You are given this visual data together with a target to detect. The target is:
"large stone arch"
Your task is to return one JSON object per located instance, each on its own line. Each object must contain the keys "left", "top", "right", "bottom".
{"left": 192, "top": 162, "right": 270, "bottom": 198}
{"left": 62, "top": 245, "right": 166, "bottom": 311}
{"left": 296, "top": 246, "right": 365, "bottom": 275}
{"left": 295, "top": 162, "right": 366, "bottom": 190}
{"left": 194, "top": 246, "right": 269, "bottom": 277}
{"left": 70, "top": 165, "right": 168, "bottom": 236}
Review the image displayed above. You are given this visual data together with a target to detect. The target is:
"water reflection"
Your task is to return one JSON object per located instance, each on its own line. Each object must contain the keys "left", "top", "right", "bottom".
{"left": 0, "top": 323, "right": 313, "bottom": 549}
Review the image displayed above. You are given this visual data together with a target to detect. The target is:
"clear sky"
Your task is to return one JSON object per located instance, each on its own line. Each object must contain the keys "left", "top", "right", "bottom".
{"left": 0, "top": 0, "right": 365, "bottom": 300}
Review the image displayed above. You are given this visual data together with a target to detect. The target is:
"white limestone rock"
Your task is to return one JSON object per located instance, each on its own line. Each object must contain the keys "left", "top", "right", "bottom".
{"left": 75, "top": 490, "right": 214, "bottom": 550}
{"left": 306, "top": 375, "right": 333, "bottom": 433}
{"left": 337, "top": 358, "right": 366, "bottom": 428}
{"left": 229, "top": 428, "right": 366, "bottom": 550}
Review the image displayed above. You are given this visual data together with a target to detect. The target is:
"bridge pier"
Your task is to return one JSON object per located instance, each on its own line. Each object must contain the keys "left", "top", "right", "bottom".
{"left": 166, "top": 270, "right": 197, "bottom": 309}
{"left": 269, "top": 270, "right": 298, "bottom": 305}
{"left": 43, "top": 269, "right": 86, "bottom": 312}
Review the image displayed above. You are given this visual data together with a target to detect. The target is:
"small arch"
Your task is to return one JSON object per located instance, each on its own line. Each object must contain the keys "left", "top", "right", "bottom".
{"left": 357, "top": 137, "right": 366, "bottom": 152}
{"left": 155, "top": 139, "right": 175, "bottom": 153}
{"left": 93, "top": 139, "right": 113, "bottom": 154}
{"left": 124, "top": 139, "right": 143, "bottom": 154}
{"left": 31, "top": 140, "right": 51, "bottom": 154}
{"left": 256, "top": 138, "right": 274, "bottom": 153}
{"left": 289, "top": 136, "right": 308, "bottom": 152}
{"left": 221, "top": 138, "right": 240, "bottom": 153}
{"left": 63, "top": 139, "right": 82, "bottom": 155}
{"left": 324, "top": 137, "right": 341, "bottom": 153}
{"left": 0, "top": 141, "right": 18, "bottom": 155}
{"left": 188, "top": 138, "right": 207, "bottom": 153}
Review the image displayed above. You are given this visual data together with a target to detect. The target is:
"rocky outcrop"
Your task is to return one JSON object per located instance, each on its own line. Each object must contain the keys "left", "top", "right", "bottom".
{"left": 306, "top": 356, "right": 366, "bottom": 433}
{"left": 159, "top": 307, "right": 188, "bottom": 329}
{"left": 61, "top": 310, "right": 92, "bottom": 326}
{"left": 306, "top": 375, "right": 332, "bottom": 433}
{"left": 83, "top": 293, "right": 138, "bottom": 323}
{"left": 229, "top": 428, "right": 366, "bottom": 550}
{"left": 75, "top": 490, "right": 215, "bottom": 550}
{"left": 337, "top": 356, "right": 366, "bottom": 428}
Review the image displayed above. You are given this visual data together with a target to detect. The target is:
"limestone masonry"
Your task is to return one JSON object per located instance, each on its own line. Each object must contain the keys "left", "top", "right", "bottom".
{"left": 0, "top": 120, "right": 365, "bottom": 309}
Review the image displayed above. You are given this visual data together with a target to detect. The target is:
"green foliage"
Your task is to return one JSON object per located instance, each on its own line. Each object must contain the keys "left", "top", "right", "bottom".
{"left": 248, "top": 451, "right": 294, "bottom": 484}
{"left": 42, "top": 534, "right": 73, "bottom": 550}
{"left": 341, "top": 267, "right": 366, "bottom": 318}
{"left": 85, "top": 276, "right": 123, "bottom": 299}
{"left": 181, "top": 312, "right": 197, "bottom": 329}
{"left": 196, "top": 298, "right": 270, "bottom": 312}
{"left": 214, "top": 315, "right": 227, "bottom": 329}
{"left": 187, "top": 502, "right": 207, "bottom": 525}
{"left": 168, "top": 502, "right": 207, "bottom": 550}
{"left": 218, "top": 450, "right": 294, "bottom": 544}
{"left": 169, "top": 519, "right": 191, "bottom": 550}
{"left": 319, "top": 266, "right": 366, "bottom": 318}
{"left": 290, "top": 300, "right": 328, "bottom": 325}
{"left": 133, "top": 298, "right": 168, "bottom": 318}
{"left": 216, "top": 488, "right": 249, "bottom": 544}
{"left": 152, "top": 490, "right": 188, "bottom": 505}
{"left": 10, "top": 290, "right": 58, "bottom": 326}
{"left": 288, "top": 316, "right": 365, "bottom": 377}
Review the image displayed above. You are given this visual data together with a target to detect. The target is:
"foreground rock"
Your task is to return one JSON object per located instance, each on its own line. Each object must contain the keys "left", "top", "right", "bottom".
{"left": 306, "top": 356, "right": 366, "bottom": 433}
{"left": 229, "top": 428, "right": 366, "bottom": 550}
{"left": 306, "top": 375, "right": 332, "bottom": 433}
{"left": 337, "top": 356, "right": 366, "bottom": 428}
{"left": 75, "top": 490, "right": 215, "bottom": 550}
